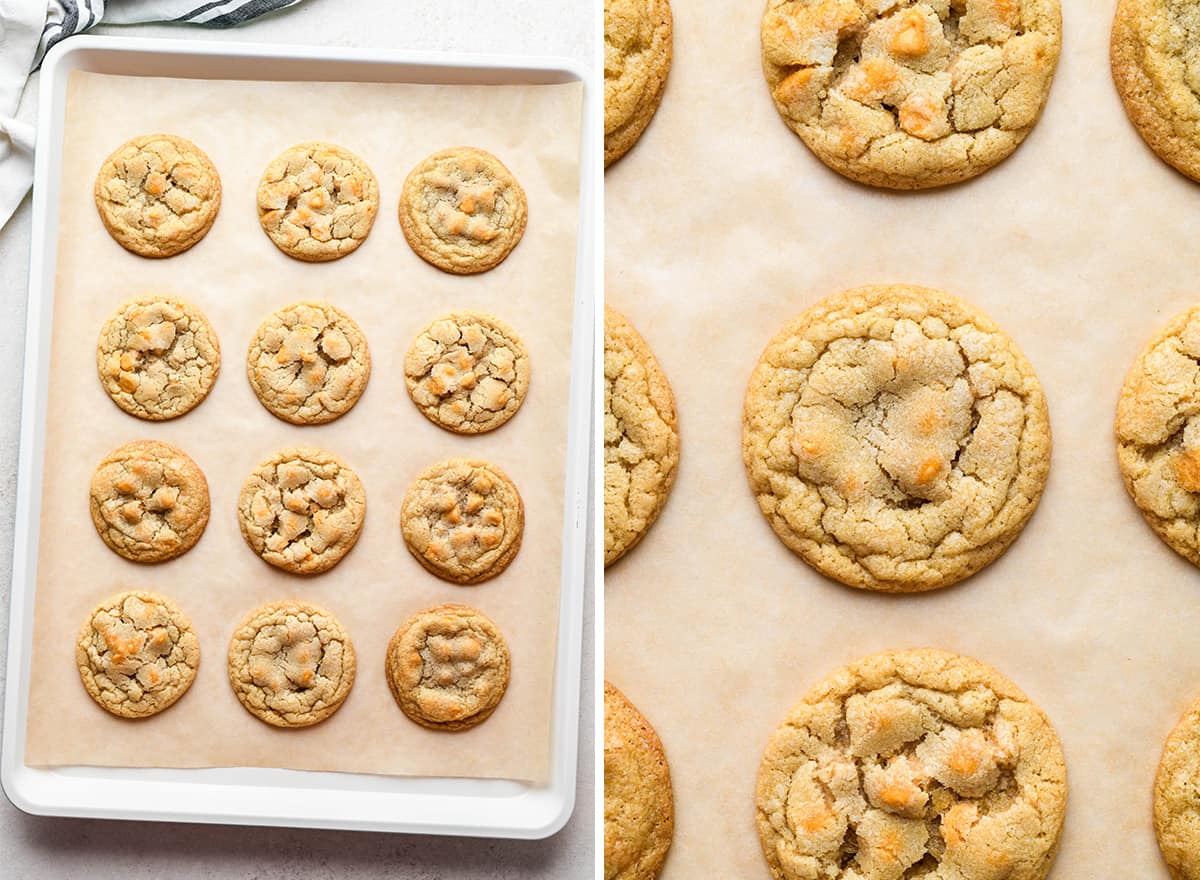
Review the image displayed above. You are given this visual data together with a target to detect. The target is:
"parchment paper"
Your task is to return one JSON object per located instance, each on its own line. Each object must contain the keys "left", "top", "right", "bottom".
{"left": 25, "top": 70, "right": 583, "bottom": 783}
{"left": 606, "top": 0, "right": 1200, "bottom": 874}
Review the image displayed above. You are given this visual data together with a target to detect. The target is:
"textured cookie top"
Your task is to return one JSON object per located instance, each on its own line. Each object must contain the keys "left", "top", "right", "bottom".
{"left": 756, "top": 649, "right": 1067, "bottom": 880}
{"left": 400, "top": 458, "right": 524, "bottom": 585}
{"left": 77, "top": 591, "right": 200, "bottom": 719}
{"left": 228, "top": 600, "right": 356, "bottom": 728}
{"left": 399, "top": 147, "right": 528, "bottom": 274}
{"left": 761, "top": 0, "right": 1062, "bottom": 189}
{"left": 93, "top": 133, "right": 221, "bottom": 258}
{"left": 386, "top": 603, "right": 510, "bottom": 731}
{"left": 604, "top": 682, "right": 674, "bottom": 880}
{"left": 246, "top": 301, "right": 370, "bottom": 425}
{"left": 238, "top": 447, "right": 366, "bottom": 575}
{"left": 96, "top": 295, "right": 221, "bottom": 421}
{"left": 1155, "top": 695, "right": 1200, "bottom": 880}
{"left": 89, "top": 440, "right": 210, "bottom": 563}
{"left": 404, "top": 311, "right": 531, "bottom": 434}
{"left": 604, "top": 0, "right": 673, "bottom": 167}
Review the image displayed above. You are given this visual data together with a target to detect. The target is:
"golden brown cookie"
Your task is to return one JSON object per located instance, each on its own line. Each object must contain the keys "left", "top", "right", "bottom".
{"left": 605, "top": 0, "right": 673, "bottom": 167}
{"left": 89, "top": 440, "right": 210, "bottom": 563}
{"left": 743, "top": 285, "right": 1050, "bottom": 592}
{"left": 604, "top": 682, "right": 674, "bottom": 880}
{"left": 400, "top": 458, "right": 524, "bottom": 585}
{"left": 1155, "top": 694, "right": 1200, "bottom": 880}
{"left": 757, "top": 649, "right": 1067, "bottom": 880}
{"left": 77, "top": 590, "right": 200, "bottom": 719}
{"left": 237, "top": 447, "right": 366, "bottom": 575}
{"left": 93, "top": 133, "right": 221, "bottom": 258}
{"left": 385, "top": 603, "right": 510, "bottom": 731}
{"left": 604, "top": 306, "right": 680, "bottom": 567}
{"left": 760, "top": 0, "right": 1062, "bottom": 189}
{"left": 399, "top": 147, "right": 527, "bottom": 274}
{"left": 246, "top": 301, "right": 370, "bottom": 425}
{"left": 227, "top": 600, "right": 355, "bottom": 728}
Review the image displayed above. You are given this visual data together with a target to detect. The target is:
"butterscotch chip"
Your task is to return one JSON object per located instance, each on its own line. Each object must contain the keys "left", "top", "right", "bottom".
{"left": 605, "top": 0, "right": 673, "bottom": 167}
{"left": 756, "top": 649, "right": 1067, "bottom": 880}
{"left": 1155, "top": 695, "right": 1200, "bottom": 879}
{"left": 89, "top": 440, "right": 210, "bottom": 563}
{"left": 77, "top": 590, "right": 200, "bottom": 719}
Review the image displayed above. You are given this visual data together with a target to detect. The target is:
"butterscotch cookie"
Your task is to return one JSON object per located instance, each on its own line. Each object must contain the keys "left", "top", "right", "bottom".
{"left": 400, "top": 458, "right": 523, "bottom": 585}
{"left": 96, "top": 295, "right": 221, "bottom": 421}
{"left": 761, "top": 0, "right": 1062, "bottom": 189}
{"left": 757, "top": 649, "right": 1067, "bottom": 880}
{"left": 404, "top": 311, "right": 530, "bottom": 434}
{"left": 246, "top": 301, "right": 370, "bottom": 425}
{"left": 77, "top": 590, "right": 200, "bottom": 719}
{"left": 1156, "top": 695, "right": 1200, "bottom": 879}
{"left": 604, "top": 682, "right": 674, "bottom": 880}
{"left": 385, "top": 603, "right": 510, "bottom": 731}
{"left": 228, "top": 600, "right": 355, "bottom": 728}
{"left": 238, "top": 447, "right": 366, "bottom": 575}
{"left": 89, "top": 440, "right": 210, "bottom": 563}
{"left": 93, "top": 133, "right": 221, "bottom": 258}
{"left": 256, "top": 141, "right": 378, "bottom": 261}
{"left": 605, "top": 0, "right": 673, "bottom": 168}
{"left": 399, "top": 147, "right": 527, "bottom": 274}
{"left": 604, "top": 306, "right": 679, "bottom": 567}
{"left": 744, "top": 285, "right": 1050, "bottom": 592}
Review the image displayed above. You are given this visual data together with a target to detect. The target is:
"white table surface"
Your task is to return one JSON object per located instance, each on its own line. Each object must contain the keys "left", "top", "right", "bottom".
{"left": 0, "top": 1, "right": 595, "bottom": 877}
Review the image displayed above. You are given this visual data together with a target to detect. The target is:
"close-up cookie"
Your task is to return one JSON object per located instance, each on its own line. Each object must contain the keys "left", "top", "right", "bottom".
{"left": 96, "top": 295, "right": 221, "bottom": 421}
{"left": 756, "top": 648, "right": 1067, "bottom": 880}
{"left": 385, "top": 603, "right": 510, "bottom": 731}
{"left": 760, "top": 0, "right": 1062, "bottom": 189}
{"left": 1156, "top": 694, "right": 1200, "bottom": 880}
{"left": 604, "top": 682, "right": 674, "bottom": 880}
{"left": 743, "top": 285, "right": 1050, "bottom": 593}
{"left": 89, "top": 440, "right": 210, "bottom": 563}
{"left": 256, "top": 141, "right": 378, "bottom": 261}
{"left": 246, "top": 301, "right": 370, "bottom": 425}
{"left": 400, "top": 458, "right": 524, "bottom": 585}
{"left": 604, "top": 306, "right": 680, "bottom": 567}
{"left": 77, "top": 590, "right": 200, "bottom": 719}
{"left": 228, "top": 600, "right": 356, "bottom": 728}
{"left": 398, "top": 147, "right": 527, "bottom": 274}
{"left": 604, "top": 0, "right": 673, "bottom": 168}
{"left": 238, "top": 447, "right": 366, "bottom": 575}
{"left": 93, "top": 133, "right": 221, "bottom": 258}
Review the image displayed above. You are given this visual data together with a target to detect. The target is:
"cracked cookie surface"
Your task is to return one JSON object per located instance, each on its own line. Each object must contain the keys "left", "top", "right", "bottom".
{"left": 761, "top": 0, "right": 1062, "bottom": 189}
{"left": 1155, "top": 694, "right": 1200, "bottom": 880}
{"left": 385, "top": 603, "right": 510, "bottom": 731}
{"left": 605, "top": 0, "right": 673, "bottom": 167}
{"left": 246, "top": 301, "right": 370, "bottom": 425}
{"left": 756, "top": 648, "right": 1066, "bottom": 880}
{"left": 743, "top": 285, "right": 1050, "bottom": 592}
{"left": 404, "top": 311, "right": 531, "bottom": 434}
{"left": 400, "top": 458, "right": 523, "bottom": 585}
{"left": 77, "top": 590, "right": 200, "bottom": 719}
{"left": 89, "top": 440, "right": 210, "bottom": 563}
{"left": 238, "top": 447, "right": 366, "bottom": 575}
{"left": 228, "top": 600, "right": 355, "bottom": 728}
{"left": 94, "top": 133, "right": 221, "bottom": 258}
{"left": 604, "top": 682, "right": 674, "bottom": 880}
{"left": 399, "top": 147, "right": 527, "bottom": 274}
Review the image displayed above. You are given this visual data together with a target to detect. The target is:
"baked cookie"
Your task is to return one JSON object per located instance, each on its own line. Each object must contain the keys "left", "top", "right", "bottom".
{"left": 238, "top": 447, "right": 366, "bottom": 576}
{"left": 604, "top": 306, "right": 680, "bottom": 567}
{"left": 399, "top": 147, "right": 527, "bottom": 274}
{"left": 89, "top": 440, "right": 210, "bottom": 563}
{"left": 93, "top": 133, "right": 221, "bottom": 258}
{"left": 385, "top": 603, "right": 510, "bottom": 731}
{"left": 757, "top": 648, "right": 1067, "bottom": 880}
{"left": 246, "top": 301, "right": 370, "bottom": 425}
{"left": 400, "top": 458, "right": 523, "bottom": 585}
{"left": 404, "top": 311, "right": 531, "bottom": 434}
{"left": 605, "top": 0, "right": 673, "bottom": 167}
{"left": 1156, "top": 694, "right": 1200, "bottom": 879}
{"left": 96, "top": 295, "right": 221, "bottom": 421}
{"left": 604, "top": 682, "right": 674, "bottom": 880}
{"left": 77, "top": 590, "right": 200, "bottom": 719}
{"left": 760, "top": 0, "right": 1062, "bottom": 189}
{"left": 228, "top": 600, "right": 355, "bottom": 728}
